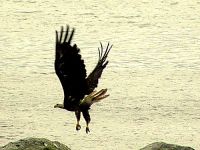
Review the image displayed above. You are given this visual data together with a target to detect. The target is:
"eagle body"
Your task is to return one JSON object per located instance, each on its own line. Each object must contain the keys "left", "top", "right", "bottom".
{"left": 54, "top": 25, "right": 112, "bottom": 133}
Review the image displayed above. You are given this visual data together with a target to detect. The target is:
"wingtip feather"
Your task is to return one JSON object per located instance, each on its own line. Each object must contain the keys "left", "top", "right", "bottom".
{"left": 60, "top": 26, "right": 64, "bottom": 42}
{"left": 63, "top": 25, "right": 69, "bottom": 43}
{"left": 56, "top": 30, "right": 58, "bottom": 44}
{"left": 68, "top": 28, "right": 75, "bottom": 44}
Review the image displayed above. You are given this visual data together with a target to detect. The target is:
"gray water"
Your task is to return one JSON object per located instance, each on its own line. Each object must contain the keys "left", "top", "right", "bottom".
{"left": 1, "top": 0, "right": 200, "bottom": 149}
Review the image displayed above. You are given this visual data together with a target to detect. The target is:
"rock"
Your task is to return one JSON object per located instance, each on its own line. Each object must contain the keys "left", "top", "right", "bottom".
{"left": 140, "top": 142, "right": 195, "bottom": 150}
{"left": 0, "top": 137, "right": 71, "bottom": 150}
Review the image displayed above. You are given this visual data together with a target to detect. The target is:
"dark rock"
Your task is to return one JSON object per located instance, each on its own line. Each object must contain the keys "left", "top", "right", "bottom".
{"left": 0, "top": 137, "right": 71, "bottom": 150}
{"left": 140, "top": 142, "right": 195, "bottom": 150}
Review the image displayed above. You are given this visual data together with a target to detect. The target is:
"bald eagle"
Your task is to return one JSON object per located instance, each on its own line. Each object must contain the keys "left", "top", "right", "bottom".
{"left": 54, "top": 25, "right": 112, "bottom": 133}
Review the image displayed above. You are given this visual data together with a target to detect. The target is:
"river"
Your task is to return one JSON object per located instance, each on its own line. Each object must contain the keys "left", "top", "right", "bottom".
{"left": 1, "top": 0, "right": 200, "bottom": 149}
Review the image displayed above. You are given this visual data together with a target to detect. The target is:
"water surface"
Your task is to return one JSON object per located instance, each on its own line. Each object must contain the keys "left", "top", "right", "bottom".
{"left": 1, "top": 0, "right": 200, "bottom": 149}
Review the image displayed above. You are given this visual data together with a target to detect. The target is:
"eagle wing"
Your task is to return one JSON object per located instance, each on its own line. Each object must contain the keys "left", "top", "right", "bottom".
{"left": 86, "top": 43, "right": 112, "bottom": 94}
{"left": 55, "top": 25, "right": 87, "bottom": 103}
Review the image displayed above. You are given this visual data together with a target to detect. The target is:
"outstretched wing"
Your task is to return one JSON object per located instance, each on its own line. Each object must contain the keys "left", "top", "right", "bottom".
{"left": 55, "top": 25, "right": 87, "bottom": 103}
{"left": 86, "top": 43, "right": 112, "bottom": 94}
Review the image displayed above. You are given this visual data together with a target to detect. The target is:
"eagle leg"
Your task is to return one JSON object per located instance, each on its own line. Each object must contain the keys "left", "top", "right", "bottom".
{"left": 75, "top": 110, "right": 81, "bottom": 131}
{"left": 82, "top": 110, "right": 91, "bottom": 133}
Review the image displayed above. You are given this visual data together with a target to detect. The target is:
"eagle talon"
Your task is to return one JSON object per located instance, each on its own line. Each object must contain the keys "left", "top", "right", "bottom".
{"left": 86, "top": 127, "right": 90, "bottom": 133}
{"left": 76, "top": 124, "right": 81, "bottom": 131}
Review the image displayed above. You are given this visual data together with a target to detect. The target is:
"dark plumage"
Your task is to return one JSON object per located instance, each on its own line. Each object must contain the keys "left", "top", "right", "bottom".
{"left": 54, "top": 25, "right": 112, "bottom": 133}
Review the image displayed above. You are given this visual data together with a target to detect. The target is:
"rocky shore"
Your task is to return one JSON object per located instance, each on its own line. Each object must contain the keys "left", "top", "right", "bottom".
{"left": 140, "top": 142, "right": 195, "bottom": 150}
{"left": 0, "top": 137, "right": 71, "bottom": 150}
{"left": 0, "top": 137, "right": 195, "bottom": 150}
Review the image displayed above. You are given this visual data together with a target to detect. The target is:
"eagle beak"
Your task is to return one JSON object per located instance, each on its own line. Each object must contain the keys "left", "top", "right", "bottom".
{"left": 54, "top": 104, "right": 64, "bottom": 109}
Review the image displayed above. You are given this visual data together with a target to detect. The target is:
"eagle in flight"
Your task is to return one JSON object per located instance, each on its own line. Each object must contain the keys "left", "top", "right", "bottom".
{"left": 54, "top": 25, "right": 112, "bottom": 133}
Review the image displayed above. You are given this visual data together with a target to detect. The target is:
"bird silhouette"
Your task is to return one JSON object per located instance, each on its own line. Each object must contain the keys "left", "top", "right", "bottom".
{"left": 54, "top": 25, "right": 112, "bottom": 133}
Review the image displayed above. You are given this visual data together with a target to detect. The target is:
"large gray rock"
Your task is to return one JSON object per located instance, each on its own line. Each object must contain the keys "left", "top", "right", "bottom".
{"left": 140, "top": 142, "right": 195, "bottom": 150}
{"left": 0, "top": 137, "right": 71, "bottom": 150}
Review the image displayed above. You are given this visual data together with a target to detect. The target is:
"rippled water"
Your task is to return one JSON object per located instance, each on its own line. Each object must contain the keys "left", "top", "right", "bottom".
{"left": 1, "top": 0, "right": 200, "bottom": 149}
